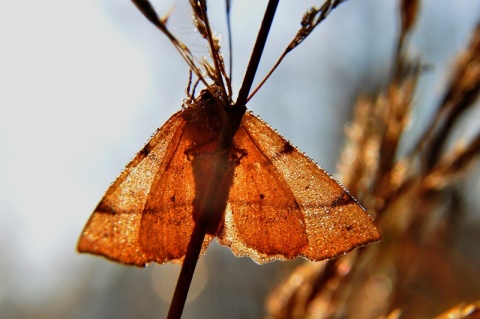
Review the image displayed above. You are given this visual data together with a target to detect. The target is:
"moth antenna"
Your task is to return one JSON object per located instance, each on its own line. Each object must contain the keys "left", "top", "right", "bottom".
{"left": 186, "top": 70, "right": 193, "bottom": 97}
{"left": 191, "top": 0, "right": 231, "bottom": 102}
{"left": 192, "top": 77, "right": 201, "bottom": 98}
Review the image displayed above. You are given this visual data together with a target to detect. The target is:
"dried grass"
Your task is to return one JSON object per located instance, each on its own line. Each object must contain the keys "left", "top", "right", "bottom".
{"left": 266, "top": 1, "right": 480, "bottom": 318}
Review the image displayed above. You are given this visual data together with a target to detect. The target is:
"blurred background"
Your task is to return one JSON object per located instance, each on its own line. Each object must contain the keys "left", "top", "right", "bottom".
{"left": 0, "top": 0, "right": 479, "bottom": 318}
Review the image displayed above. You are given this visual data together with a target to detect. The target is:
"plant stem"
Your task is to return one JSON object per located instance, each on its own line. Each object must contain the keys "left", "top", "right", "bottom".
{"left": 166, "top": 1, "right": 279, "bottom": 318}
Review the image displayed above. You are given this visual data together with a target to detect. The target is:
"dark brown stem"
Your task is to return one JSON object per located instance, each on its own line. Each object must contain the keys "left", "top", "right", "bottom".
{"left": 235, "top": 0, "right": 279, "bottom": 110}
{"left": 166, "top": 1, "right": 279, "bottom": 318}
{"left": 167, "top": 152, "right": 229, "bottom": 319}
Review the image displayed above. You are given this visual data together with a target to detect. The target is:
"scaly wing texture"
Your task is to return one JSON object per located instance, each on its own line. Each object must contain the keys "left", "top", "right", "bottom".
{"left": 77, "top": 111, "right": 212, "bottom": 266}
{"left": 219, "top": 112, "right": 381, "bottom": 264}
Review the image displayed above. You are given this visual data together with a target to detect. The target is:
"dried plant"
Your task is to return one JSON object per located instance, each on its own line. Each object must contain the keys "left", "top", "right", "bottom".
{"left": 266, "top": 1, "right": 480, "bottom": 318}
{"left": 79, "top": 1, "right": 382, "bottom": 319}
{"left": 435, "top": 301, "right": 480, "bottom": 319}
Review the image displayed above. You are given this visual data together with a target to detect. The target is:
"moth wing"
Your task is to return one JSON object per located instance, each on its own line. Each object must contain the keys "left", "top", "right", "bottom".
{"left": 219, "top": 112, "right": 381, "bottom": 264}
{"left": 77, "top": 111, "right": 212, "bottom": 266}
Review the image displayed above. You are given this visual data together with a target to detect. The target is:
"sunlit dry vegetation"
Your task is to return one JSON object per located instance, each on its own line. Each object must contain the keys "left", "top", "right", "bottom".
{"left": 266, "top": 1, "right": 480, "bottom": 318}
{"left": 4, "top": 1, "right": 477, "bottom": 318}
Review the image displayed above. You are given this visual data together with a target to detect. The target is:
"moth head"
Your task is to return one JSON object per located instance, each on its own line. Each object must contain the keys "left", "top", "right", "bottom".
{"left": 182, "top": 85, "right": 228, "bottom": 134}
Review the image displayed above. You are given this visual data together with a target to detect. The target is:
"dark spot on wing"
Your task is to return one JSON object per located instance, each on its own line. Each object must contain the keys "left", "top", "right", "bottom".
{"left": 331, "top": 191, "right": 355, "bottom": 208}
{"left": 232, "top": 147, "right": 248, "bottom": 165}
{"left": 170, "top": 196, "right": 176, "bottom": 203}
{"left": 260, "top": 193, "right": 265, "bottom": 200}
{"left": 95, "top": 201, "right": 116, "bottom": 215}
{"left": 281, "top": 141, "right": 295, "bottom": 155}
{"left": 139, "top": 142, "right": 153, "bottom": 158}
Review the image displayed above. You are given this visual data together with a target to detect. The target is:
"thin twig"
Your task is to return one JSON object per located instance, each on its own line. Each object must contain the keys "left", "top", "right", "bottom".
{"left": 225, "top": 0, "right": 233, "bottom": 82}
{"left": 132, "top": 0, "right": 208, "bottom": 87}
{"left": 235, "top": 0, "right": 279, "bottom": 109}
{"left": 247, "top": 0, "right": 346, "bottom": 102}
{"left": 166, "top": 1, "right": 280, "bottom": 318}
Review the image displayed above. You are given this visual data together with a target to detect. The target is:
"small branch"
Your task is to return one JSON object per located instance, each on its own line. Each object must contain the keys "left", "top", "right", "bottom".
{"left": 248, "top": 0, "right": 346, "bottom": 102}
{"left": 225, "top": 0, "right": 233, "bottom": 83}
{"left": 235, "top": 0, "right": 279, "bottom": 109}
{"left": 413, "top": 22, "right": 480, "bottom": 170}
{"left": 167, "top": 1, "right": 280, "bottom": 318}
{"left": 132, "top": 0, "right": 208, "bottom": 87}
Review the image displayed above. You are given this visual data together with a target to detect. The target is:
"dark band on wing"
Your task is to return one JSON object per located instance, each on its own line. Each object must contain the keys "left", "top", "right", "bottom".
{"left": 95, "top": 201, "right": 117, "bottom": 215}
{"left": 267, "top": 141, "right": 296, "bottom": 162}
{"left": 280, "top": 141, "right": 295, "bottom": 155}
{"left": 331, "top": 191, "right": 356, "bottom": 208}
{"left": 139, "top": 142, "right": 154, "bottom": 158}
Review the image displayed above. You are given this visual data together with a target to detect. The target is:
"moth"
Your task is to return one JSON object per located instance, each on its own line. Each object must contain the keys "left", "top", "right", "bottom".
{"left": 77, "top": 0, "right": 381, "bottom": 267}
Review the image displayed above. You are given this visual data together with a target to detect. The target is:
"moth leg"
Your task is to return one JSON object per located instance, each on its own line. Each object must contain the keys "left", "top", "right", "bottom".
{"left": 231, "top": 146, "right": 248, "bottom": 165}
{"left": 184, "top": 137, "right": 218, "bottom": 160}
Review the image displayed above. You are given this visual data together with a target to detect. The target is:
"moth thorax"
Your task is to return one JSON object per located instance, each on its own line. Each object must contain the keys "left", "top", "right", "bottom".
{"left": 182, "top": 88, "right": 228, "bottom": 134}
